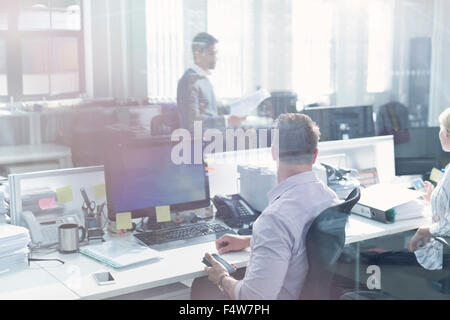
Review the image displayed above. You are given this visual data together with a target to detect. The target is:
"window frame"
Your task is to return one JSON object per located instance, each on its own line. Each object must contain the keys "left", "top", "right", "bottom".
{"left": 0, "top": 0, "right": 85, "bottom": 103}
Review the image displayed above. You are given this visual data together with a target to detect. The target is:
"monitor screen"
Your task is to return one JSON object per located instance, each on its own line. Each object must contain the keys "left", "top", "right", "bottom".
{"left": 301, "top": 105, "right": 375, "bottom": 142}
{"left": 104, "top": 137, "right": 210, "bottom": 220}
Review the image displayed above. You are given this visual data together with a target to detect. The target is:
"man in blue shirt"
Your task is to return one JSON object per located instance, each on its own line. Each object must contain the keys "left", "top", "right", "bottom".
{"left": 192, "top": 113, "right": 340, "bottom": 299}
{"left": 177, "top": 32, "right": 245, "bottom": 132}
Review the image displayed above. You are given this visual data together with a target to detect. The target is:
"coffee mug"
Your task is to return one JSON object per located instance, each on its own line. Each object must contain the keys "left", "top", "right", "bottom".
{"left": 58, "top": 224, "right": 86, "bottom": 254}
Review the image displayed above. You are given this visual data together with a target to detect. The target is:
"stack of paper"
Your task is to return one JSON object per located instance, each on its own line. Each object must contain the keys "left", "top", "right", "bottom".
{"left": 0, "top": 224, "right": 30, "bottom": 274}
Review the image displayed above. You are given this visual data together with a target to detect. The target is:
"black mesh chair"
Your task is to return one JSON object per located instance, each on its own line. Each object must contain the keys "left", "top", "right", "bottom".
{"left": 299, "top": 188, "right": 361, "bottom": 300}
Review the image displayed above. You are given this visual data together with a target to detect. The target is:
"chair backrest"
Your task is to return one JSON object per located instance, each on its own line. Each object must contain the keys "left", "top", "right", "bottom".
{"left": 151, "top": 105, "right": 180, "bottom": 136}
{"left": 299, "top": 187, "right": 361, "bottom": 300}
{"left": 376, "top": 101, "right": 410, "bottom": 144}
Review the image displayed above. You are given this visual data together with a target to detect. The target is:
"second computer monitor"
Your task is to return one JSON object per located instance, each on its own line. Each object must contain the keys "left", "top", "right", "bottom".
{"left": 104, "top": 137, "right": 210, "bottom": 221}
{"left": 301, "top": 105, "right": 375, "bottom": 142}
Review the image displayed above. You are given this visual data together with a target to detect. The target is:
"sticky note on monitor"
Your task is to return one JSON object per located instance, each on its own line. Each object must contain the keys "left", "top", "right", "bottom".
{"left": 56, "top": 186, "right": 73, "bottom": 204}
{"left": 156, "top": 206, "right": 171, "bottom": 223}
{"left": 93, "top": 183, "right": 106, "bottom": 200}
{"left": 116, "top": 212, "right": 132, "bottom": 230}
{"left": 38, "top": 197, "right": 57, "bottom": 210}
{"left": 430, "top": 168, "right": 444, "bottom": 183}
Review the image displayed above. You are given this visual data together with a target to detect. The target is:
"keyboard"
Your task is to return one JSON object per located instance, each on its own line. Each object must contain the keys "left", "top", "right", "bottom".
{"left": 134, "top": 222, "right": 235, "bottom": 251}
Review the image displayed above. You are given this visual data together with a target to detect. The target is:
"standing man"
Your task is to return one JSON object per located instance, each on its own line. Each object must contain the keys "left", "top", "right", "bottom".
{"left": 191, "top": 113, "right": 341, "bottom": 300}
{"left": 177, "top": 32, "right": 245, "bottom": 132}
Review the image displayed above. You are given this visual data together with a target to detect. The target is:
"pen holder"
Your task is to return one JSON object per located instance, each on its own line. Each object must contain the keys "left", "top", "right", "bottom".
{"left": 85, "top": 215, "right": 105, "bottom": 243}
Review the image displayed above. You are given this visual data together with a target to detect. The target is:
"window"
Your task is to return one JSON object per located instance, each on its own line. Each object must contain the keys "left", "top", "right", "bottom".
{"left": 0, "top": 40, "right": 6, "bottom": 96}
{"left": 292, "top": 0, "right": 335, "bottom": 105}
{"left": 146, "top": 0, "right": 184, "bottom": 102}
{"left": 0, "top": 0, "right": 84, "bottom": 101}
{"left": 207, "top": 0, "right": 255, "bottom": 99}
{"left": 366, "top": 0, "right": 393, "bottom": 93}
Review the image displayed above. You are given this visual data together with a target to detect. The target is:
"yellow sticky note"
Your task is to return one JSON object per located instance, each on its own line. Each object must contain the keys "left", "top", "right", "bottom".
{"left": 116, "top": 212, "right": 132, "bottom": 230}
{"left": 56, "top": 186, "right": 73, "bottom": 204}
{"left": 156, "top": 206, "right": 171, "bottom": 223}
{"left": 430, "top": 168, "right": 444, "bottom": 183}
{"left": 93, "top": 183, "right": 106, "bottom": 200}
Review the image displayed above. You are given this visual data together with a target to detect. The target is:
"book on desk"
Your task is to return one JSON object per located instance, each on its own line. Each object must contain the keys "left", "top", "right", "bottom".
{"left": 79, "top": 237, "right": 162, "bottom": 269}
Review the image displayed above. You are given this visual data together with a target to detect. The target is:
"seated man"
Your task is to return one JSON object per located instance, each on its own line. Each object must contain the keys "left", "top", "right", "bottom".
{"left": 191, "top": 113, "right": 341, "bottom": 300}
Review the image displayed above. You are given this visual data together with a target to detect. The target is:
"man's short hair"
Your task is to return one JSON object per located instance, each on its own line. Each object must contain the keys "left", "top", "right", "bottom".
{"left": 272, "top": 113, "right": 321, "bottom": 165}
{"left": 192, "top": 32, "right": 218, "bottom": 54}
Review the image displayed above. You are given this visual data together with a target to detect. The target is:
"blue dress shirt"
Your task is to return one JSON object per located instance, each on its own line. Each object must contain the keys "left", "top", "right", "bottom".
{"left": 234, "top": 170, "right": 341, "bottom": 299}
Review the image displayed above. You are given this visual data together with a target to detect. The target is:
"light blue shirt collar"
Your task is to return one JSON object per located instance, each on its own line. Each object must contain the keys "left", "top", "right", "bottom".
{"left": 267, "top": 170, "right": 318, "bottom": 205}
{"left": 191, "top": 64, "right": 211, "bottom": 77}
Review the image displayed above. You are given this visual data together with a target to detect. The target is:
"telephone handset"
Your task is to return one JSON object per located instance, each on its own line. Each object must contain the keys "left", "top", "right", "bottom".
{"left": 22, "top": 211, "right": 43, "bottom": 246}
{"left": 212, "top": 194, "right": 259, "bottom": 228}
{"left": 21, "top": 211, "right": 79, "bottom": 247}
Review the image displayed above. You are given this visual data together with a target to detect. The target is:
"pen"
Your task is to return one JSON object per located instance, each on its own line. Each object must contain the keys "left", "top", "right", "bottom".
{"left": 97, "top": 202, "right": 106, "bottom": 217}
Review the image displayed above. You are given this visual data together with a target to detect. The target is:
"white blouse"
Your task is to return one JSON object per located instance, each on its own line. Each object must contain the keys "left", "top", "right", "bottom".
{"left": 415, "top": 165, "right": 450, "bottom": 270}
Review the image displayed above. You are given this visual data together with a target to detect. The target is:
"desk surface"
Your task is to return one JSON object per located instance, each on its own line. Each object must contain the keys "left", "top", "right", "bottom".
{"left": 2, "top": 213, "right": 426, "bottom": 300}
{"left": 0, "top": 262, "right": 79, "bottom": 300}
{"left": 0, "top": 144, "right": 72, "bottom": 165}
{"left": 32, "top": 238, "right": 250, "bottom": 300}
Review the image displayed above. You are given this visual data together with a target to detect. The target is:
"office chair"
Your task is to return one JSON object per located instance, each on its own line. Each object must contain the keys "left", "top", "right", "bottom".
{"left": 299, "top": 188, "right": 361, "bottom": 300}
{"left": 340, "top": 237, "right": 450, "bottom": 300}
{"left": 151, "top": 105, "right": 180, "bottom": 136}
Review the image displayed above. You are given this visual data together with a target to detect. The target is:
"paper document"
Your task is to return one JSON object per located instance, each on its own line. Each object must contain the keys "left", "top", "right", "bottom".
{"left": 358, "top": 183, "right": 423, "bottom": 212}
{"left": 79, "top": 237, "right": 161, "bottom": 269}
{"left": 229, "top": 89, "right": 271, "bottom": 117}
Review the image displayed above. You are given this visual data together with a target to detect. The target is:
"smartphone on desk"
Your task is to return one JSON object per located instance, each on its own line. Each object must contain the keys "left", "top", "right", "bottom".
{"left": 93, "top": 272, "right": 115, "bottom": 285}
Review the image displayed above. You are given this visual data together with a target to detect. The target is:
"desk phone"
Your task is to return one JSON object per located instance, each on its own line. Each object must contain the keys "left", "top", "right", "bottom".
{"left": 213, "top": 194, "right": 259, "bottom": 228}
{"left": 21, "top": 211, "right": 79, "bottom": 247}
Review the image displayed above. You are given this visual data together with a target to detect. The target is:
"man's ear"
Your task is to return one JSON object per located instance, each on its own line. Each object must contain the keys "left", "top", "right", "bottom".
{"left": 312, "top": 149, "right": 318, "bottom": 164}
{"left": 271, "top": 144, "right": 277, "bottom": 162}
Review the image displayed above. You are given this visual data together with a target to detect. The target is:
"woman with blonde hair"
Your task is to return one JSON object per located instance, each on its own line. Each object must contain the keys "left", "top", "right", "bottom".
{"left": 364, "top": 108, "right": 450, "bottom": 299}
{"left": 408, "top": 107, "right": 450, "bottom": 270}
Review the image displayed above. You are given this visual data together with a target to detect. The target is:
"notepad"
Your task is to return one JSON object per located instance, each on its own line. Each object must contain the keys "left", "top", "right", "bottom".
{"left": 79, "top": 238, "right": 161, "bottom": 269}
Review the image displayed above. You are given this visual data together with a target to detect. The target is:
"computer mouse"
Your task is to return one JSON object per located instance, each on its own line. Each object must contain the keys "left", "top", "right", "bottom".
{"left": 237, "top": 222, "right": 253, "bottom": 236}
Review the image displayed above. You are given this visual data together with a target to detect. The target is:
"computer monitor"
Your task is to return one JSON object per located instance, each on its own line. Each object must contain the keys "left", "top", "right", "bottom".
{"left": 301, "top": 105, "right": 375, "bottom": 142}
{"left": 104, "top": 137, "right": 210, "bottom": 224}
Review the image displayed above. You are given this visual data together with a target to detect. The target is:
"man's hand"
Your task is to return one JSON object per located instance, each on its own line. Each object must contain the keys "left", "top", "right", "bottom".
{"left": 408, "top": 228, "right": 432, "bottom": 252}
{"left": 216, "top": 234, "right": 251, "bottom": 255}
{"left": 204, "top": 252, "right": 229, "bottom": 286}
{"left": 227, "top": 115, "right": 246, "bottom": 127}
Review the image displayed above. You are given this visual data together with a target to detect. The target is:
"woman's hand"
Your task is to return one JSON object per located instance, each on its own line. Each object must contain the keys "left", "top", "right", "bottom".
{"left": 408, "top": 228, "right": 433, "bottom": 252}
{"left": 423, "top": 181, "right": 434, "bottom": 203}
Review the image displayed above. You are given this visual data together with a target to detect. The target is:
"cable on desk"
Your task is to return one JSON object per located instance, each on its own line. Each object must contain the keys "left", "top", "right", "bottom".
{"left": 28, "top": 258, "right": 65, "bottom": 266}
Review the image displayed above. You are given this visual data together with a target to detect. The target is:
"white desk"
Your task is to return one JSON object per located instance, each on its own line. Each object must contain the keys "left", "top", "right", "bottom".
{"left": 6, "top": 213, "right": 426, "bottom": 300}
{"left": 0, "top": 262, "right": 78, "bottom": 300}
{"left": 0, "top": 144, "right": 73, "bottom": 169}
{"left": 346, "top": 214, "right": 431, "bottom": 245}
{"left": 30, "top": 237, "right": 250, "bottom": 300}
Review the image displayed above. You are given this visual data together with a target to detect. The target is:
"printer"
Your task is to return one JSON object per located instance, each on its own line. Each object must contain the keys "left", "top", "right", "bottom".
{"left": 237, "top": 163, "right": 328, "bottom": 212}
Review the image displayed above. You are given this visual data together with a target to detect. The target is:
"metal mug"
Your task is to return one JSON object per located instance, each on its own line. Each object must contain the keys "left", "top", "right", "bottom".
{"left": 58, "top": 224, "right": 86, "bottom": 254}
